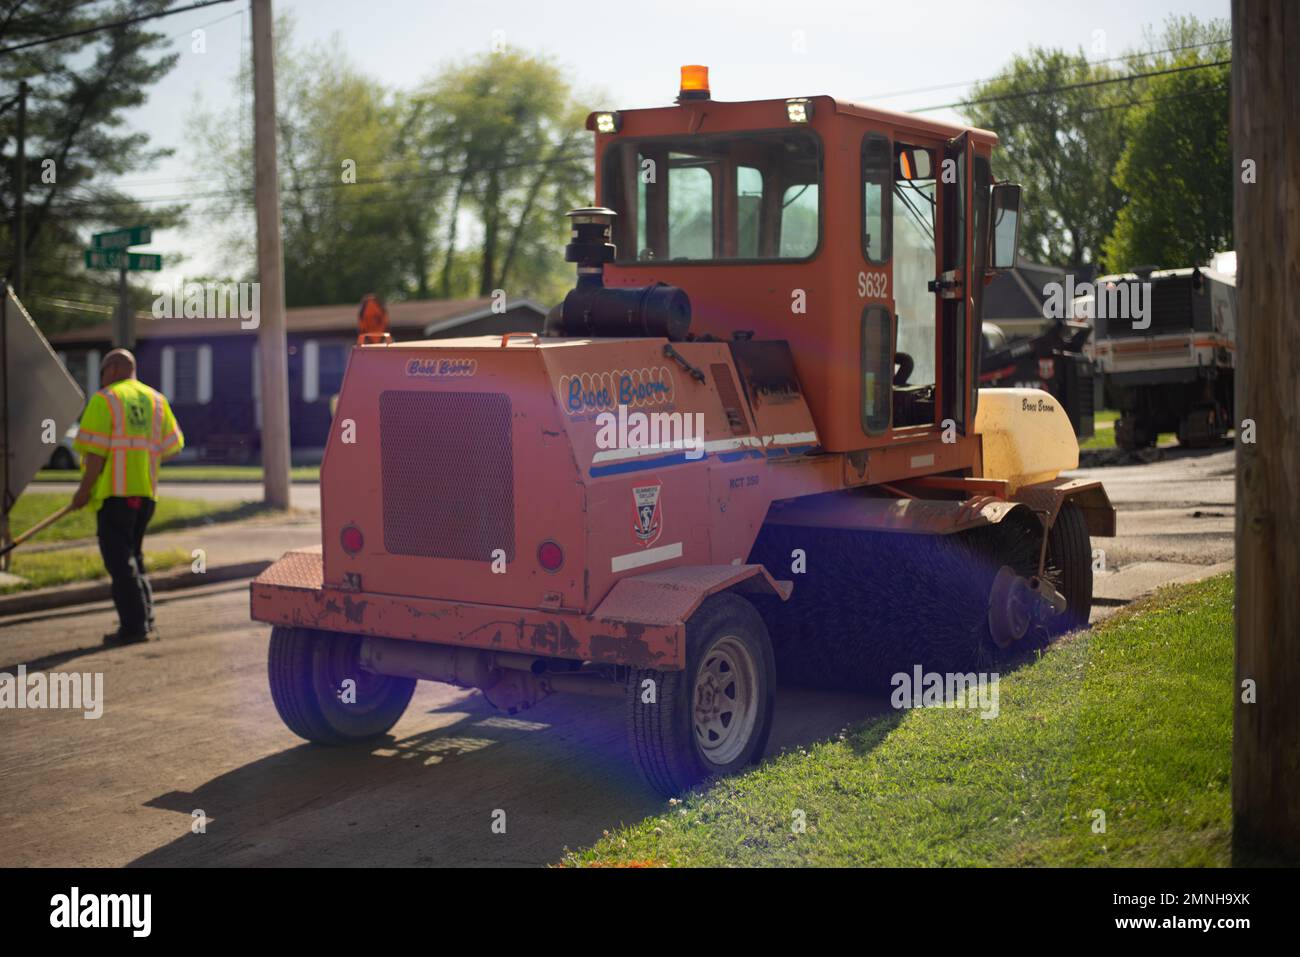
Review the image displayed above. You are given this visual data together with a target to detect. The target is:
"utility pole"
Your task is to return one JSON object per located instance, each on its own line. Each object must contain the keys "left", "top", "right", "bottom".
{"left": 251, "top": 0, "right": 290, "bottom": 509}
{"left": 114, "top": 260, "right": 132, "bottom": 348}
{"left": 14, "top": 81, "right": 26, "bottom": 299}
{"left": 1231, "top": 0, "right": 1300, "bottom": 865}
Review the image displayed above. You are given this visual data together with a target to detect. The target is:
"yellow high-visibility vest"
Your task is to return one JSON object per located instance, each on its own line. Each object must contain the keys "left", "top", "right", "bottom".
{"left": 73, "top": 378, "right": 184, "bottom": 509}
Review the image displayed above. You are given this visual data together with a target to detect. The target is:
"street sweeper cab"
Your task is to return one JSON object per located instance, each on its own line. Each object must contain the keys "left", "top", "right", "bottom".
{"left": 251, "top": 66, "right": 1115, "bottom": 796}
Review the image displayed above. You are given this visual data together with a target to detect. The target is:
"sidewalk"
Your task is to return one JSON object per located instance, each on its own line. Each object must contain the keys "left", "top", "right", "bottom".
{"left": 0, "top": 513, "right": 320, "bottom": 617}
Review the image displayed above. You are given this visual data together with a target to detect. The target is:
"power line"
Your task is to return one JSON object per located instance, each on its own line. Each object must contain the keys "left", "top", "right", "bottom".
{"left": 864, "top": 37, "right": 1230, "bottom": 102}
{"left": 1078, "top": 82, "right": 1229, "bottom": 116}
{"left": 916, "top": 58, "right": 1231, "bottom": 113}
{"left": 54, "top": 152, "right": 594, "bottom": 210}
{"left": 2, "top": 0, "right": 110, "bottom": 36}
{"left": 0, "top": 0, "right": 239, "bottom": 56}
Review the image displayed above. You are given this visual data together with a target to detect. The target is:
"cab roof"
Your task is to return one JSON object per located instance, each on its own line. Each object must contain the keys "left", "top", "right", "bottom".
{"left": 586, "top": 94, "right": 999, "bottom": 148}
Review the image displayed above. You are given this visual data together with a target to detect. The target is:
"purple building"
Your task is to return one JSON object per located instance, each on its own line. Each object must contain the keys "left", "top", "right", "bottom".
{"left": 50, "top": 297, "right": 547, "bottom": 463}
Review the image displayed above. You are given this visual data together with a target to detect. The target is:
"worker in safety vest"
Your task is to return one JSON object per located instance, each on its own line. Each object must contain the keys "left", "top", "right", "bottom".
{"left": 70, "top": 349, "right": 184, "bottom": 645}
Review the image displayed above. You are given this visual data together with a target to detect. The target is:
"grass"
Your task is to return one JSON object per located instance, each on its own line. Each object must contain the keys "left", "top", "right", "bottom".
{"left": 1080, "top": 410, "right": 1179, "bottom": 451}
{"left": 6, "top": 493, "right": 270, "bottom": 546}
{"left": 34, "top": 464, "right": 321, "bottom": 483}
{"left": 0, "top": 547, "right": 192, "bottom": 594}
{"left": 1080, "top": 427, "right": 1177, "bottom": 451}
{"left": 564, "top": 573, "right": 1234, "bottom": 867}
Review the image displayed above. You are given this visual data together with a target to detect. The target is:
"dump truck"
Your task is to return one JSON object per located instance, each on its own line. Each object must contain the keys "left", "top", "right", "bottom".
{"left": 250, "top": 66, "right": 1115, "bottom": 796}
{"left": 980, "top": 317, "right": 1095, "bottom": 439}
{"left": 1079, "top": 265, "right": 1236, "bottom": 450}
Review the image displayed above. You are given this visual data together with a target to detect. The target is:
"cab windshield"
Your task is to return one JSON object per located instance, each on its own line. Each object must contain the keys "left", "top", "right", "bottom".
{"left": 602, "top": 130, "right": 821, "bottom": 263}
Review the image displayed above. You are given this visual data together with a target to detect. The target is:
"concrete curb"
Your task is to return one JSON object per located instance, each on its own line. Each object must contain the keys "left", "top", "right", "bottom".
{"left": 0, "top": 560, "right": 270, "bottom": 618}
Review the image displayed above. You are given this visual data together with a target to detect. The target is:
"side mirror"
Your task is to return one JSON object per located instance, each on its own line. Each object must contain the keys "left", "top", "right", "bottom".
{"left": 989, "top": 182, "right": 1022, "bottom": 271}
{"left": 896, "top": 147, "right": 933, "bottom": 181}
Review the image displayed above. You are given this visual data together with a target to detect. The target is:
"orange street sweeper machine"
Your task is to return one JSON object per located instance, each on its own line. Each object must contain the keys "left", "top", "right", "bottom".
{"left": 251, "top": 67, "right": 1115, "bottom": 796}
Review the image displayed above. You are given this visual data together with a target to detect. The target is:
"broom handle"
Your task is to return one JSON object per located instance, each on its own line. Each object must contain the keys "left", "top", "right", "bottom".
{"left": 0, "top": 504, "right": 73, "bottom": 558}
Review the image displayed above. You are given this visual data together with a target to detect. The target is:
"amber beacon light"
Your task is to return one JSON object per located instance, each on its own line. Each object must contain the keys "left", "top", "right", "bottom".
{"left": 678, "top": 64, "right": 710, "bottom": 101}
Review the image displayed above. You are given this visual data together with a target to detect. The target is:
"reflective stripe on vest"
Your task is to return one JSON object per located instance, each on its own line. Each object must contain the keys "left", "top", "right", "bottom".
{"left": 100, "top": 388, "right": 128, "bottom": 495}
{"left": 99, "top": 383, "right": 166, "bottom": 498}
{"left": 149, "top": 391, "right": 164, "bottom": 492}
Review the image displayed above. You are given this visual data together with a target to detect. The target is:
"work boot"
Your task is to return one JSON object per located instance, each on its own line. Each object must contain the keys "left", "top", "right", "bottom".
{"left": 102, "top": 630, "right": 150, "bottom": 647}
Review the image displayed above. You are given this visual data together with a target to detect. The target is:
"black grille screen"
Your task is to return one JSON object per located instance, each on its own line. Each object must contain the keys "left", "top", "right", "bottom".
{"left": 1107, "top": 278, "right": 1195, "bottom": 337}
{"left": 379, "top": 390, "right": 515, "bottom": 561}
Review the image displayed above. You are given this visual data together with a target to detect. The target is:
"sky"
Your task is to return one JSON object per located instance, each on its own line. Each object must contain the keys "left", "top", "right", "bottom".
{"left": 105, "top": 0, "right": 1232, "bottom": 288}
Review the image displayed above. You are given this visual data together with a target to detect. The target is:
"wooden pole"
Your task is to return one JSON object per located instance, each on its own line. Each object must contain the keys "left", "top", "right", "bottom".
{"left": 251, "top": 0, "right": 291, "bottom": 509}
{"left": 14, "top": 81, "right": 26, "bottom": 300}
{"left": 115, "top": 260, "right": 131, "bottom": 348}
{"left": 1231, "top": 0, "right": 1300, "bottom": 865}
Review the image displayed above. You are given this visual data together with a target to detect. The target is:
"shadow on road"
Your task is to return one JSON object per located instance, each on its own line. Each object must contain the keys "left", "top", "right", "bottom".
{"left": 127, "top": 680, "right": 888, "bottom": 867}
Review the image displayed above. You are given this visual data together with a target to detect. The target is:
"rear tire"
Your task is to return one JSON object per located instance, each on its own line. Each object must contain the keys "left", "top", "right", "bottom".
{"left": 1115, "top": 414, "right": 1156, "bottom": 451}
{"left": 268, "top": 626, "right": 415, "bottom": 744}
{"left": 627, "top": 593, "right": 776, "bottom": 797}
{"left": 1044, "top": 503, "right": 1092, "bottom": 633}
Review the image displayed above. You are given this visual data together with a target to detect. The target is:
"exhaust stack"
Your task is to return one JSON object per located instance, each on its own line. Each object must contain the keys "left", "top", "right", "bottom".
{"left": 546, "top": 207, "right": 692, "bottom": 341}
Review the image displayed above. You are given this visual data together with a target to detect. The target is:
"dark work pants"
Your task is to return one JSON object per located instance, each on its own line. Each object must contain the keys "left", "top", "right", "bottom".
{"left": 96, "top": 496, "right": 157, "bottom": 636}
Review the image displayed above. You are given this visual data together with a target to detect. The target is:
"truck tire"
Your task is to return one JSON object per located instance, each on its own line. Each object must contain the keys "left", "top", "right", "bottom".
{"left": 49, "top": 447, "right": 75, "bottom": 470}
{"left": 1045, "top": 503, "right": 1092, "bottom": 634}
{"left": 1115, "top": 415, "right": 1156, "bottom": 451}
{"left": 268, "top": 626, "right": 415, "bottom": 745}
{"left": 626, "top": 593, "right": 776, "bottom": 797}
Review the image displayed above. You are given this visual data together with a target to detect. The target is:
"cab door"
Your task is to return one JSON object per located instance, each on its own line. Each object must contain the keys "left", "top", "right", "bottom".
{"left": 938, "top": 131, "right": 976, "bottom": 434}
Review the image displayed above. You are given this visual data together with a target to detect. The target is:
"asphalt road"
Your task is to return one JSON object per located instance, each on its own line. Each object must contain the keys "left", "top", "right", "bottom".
{"left": 2, "top": 447, "right": 1234, "bottom": 867}
{"left": 1069, "top": 446, "right": 1235, "bottom": 567}
{"left": 0, "top": 581, "right": 885, "bottom": 867}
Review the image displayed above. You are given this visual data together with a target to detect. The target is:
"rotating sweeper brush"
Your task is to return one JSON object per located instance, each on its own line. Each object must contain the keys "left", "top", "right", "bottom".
{"left": 749, "top": 512, "right": 1061, "bottom": 691}
{"left": 249, "top": 66, "right": 1115, "bottom": 797}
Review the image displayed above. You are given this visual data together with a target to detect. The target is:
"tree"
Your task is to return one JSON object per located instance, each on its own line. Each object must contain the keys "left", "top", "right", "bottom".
{"left": 190, "top": 22, "right": 431, "bottom": 307}
{"left": 0, "top": 0, "right": 184, "bottom": 333}
{"left": 193, "top": 36, "right": 593, "bottom": 307}
{"left": 963, "top": 16, "right": 1230, "bottom": 272}
{"left": 963, "top": 49, "right": 1127, "bottom": 269}
{"left": 1100, "top": 21, "right": 1232, "bottom": 272}
{"left": 407, "top": 49, "right": 593, "bottom": 302}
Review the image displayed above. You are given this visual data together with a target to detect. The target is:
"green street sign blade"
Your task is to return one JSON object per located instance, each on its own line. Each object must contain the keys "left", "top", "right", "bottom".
{"left": 127, "top": 252, "right": 162, "bottom": 271}
{"left": 84, "top": 249, "right": 162, "bottom": 271}
{"left": 84, "top": 249, "right": 120, "bottom": 269}
{"left": 92, "top": 225, "right": 152, "bottom": 249}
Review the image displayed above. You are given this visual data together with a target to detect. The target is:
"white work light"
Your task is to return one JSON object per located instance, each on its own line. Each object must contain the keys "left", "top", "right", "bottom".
{"left": 786, "top": 98, "right": 812, "bottom": 123}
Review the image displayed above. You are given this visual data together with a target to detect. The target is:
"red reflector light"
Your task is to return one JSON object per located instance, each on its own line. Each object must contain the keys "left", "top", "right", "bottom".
{"left": 341, "top": 525, "right": 364, "bottom": 554}
{"left": 537, "top": 540, "right": 563, "bottom": 572}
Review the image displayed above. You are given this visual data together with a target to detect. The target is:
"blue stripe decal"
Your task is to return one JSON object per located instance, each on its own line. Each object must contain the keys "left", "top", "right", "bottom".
{"left": 590, "top": 452, "right": 701, "bottom": 477}
{"left": 589, "top": 444, "right": 815, "bottom": 478}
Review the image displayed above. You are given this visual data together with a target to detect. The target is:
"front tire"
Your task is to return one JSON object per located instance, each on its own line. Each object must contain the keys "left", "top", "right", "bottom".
{"left": 268, "top": 626, "right": 415, "bottom": 744}
{"left": 1044, "top": 503, "right": 1093, "bottom": 633}
{"left": 627, "top": 594, "right": 776, "bottom": 797}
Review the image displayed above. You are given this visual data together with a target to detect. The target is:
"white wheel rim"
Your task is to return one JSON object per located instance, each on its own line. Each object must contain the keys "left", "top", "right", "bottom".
{"left": 692, "top": 634, "right": 760, "bottom": 767}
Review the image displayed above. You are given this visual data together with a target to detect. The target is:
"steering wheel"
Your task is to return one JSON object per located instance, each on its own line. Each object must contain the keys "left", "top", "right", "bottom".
{"left": 893, "top": 351, "right": 914, "bottom": 387}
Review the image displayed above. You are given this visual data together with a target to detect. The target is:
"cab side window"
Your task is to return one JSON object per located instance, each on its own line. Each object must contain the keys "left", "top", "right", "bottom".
{"left": 862, "top": 134, "right": 891, "bottom": 264}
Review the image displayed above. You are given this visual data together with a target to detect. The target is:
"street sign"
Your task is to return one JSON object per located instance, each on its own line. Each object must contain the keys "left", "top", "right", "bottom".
{"left": 84, "top": 249, "right": 162, "bottom": 271}
{"left": 92, "top": 225, "right": 152, "bottom": 250}
{"left": 83, "top": 224, "right": 159, "bottom": 349}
